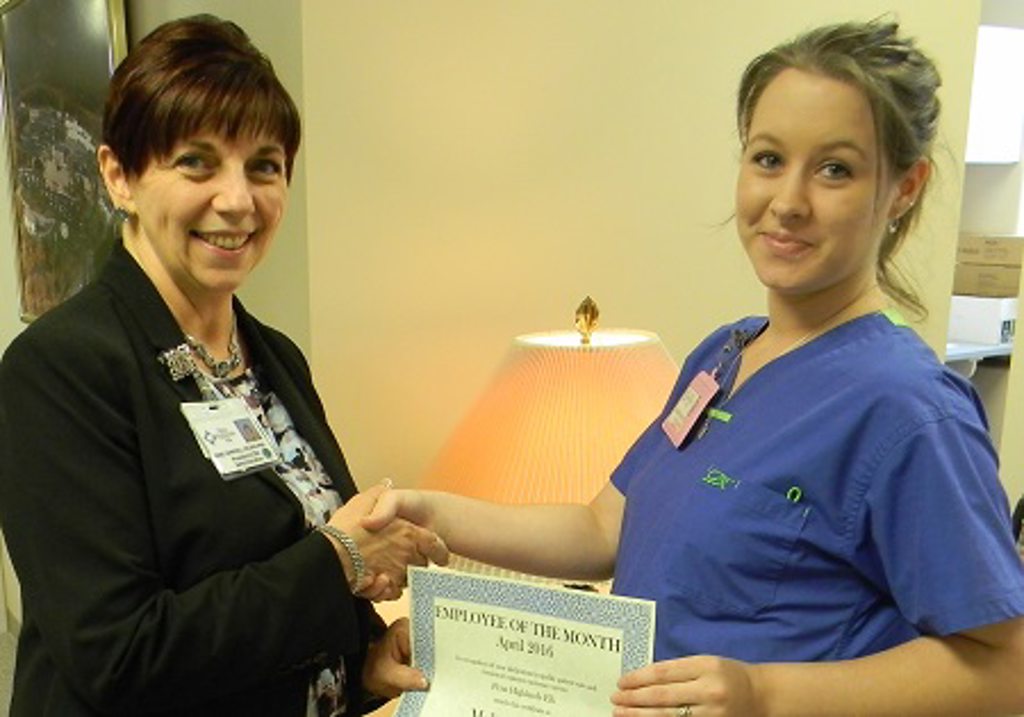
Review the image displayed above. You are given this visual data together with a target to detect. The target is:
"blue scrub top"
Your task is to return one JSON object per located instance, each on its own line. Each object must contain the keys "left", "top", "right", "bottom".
{"left": 612, "top": 312, "right": 1024, "bottom": 662}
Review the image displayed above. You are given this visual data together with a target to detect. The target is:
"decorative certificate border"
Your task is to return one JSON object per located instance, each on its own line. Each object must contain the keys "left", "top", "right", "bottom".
{"left": 396, "top": 566, "right": 655, "bottom": 716}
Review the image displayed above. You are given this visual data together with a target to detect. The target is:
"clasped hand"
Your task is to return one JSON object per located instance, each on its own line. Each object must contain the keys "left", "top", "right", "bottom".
{"left": 326, "top": 482, "right": 448, "bottom": 601}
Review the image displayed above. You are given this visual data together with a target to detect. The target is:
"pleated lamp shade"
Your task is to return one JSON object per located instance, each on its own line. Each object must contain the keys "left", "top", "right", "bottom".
{"left": 420, "top": 329, "right": 679, "bottom": 505}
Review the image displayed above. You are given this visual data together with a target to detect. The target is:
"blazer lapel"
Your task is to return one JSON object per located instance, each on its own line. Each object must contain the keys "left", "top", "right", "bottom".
{"left": 99, "top": 242, "right": 202, "bottom": 402}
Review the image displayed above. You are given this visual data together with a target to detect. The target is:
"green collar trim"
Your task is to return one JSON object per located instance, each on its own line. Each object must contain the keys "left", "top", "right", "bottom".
{"left": 881, "top": 308, "right": 909, "bottom": 327}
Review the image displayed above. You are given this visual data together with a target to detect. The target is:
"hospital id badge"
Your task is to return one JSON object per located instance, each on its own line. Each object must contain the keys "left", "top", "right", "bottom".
{"left": 180, "top": 398, "right": 281, "bottom": 480}
{"left": 661, "top": 370, "right": 719, "bottom": 448}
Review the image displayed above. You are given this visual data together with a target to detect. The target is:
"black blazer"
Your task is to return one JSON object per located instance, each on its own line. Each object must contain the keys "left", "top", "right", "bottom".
{"left": 0, "top": 243, "right": 381, "bottom": 716}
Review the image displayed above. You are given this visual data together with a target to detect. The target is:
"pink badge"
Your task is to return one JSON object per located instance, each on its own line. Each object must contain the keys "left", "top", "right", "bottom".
{"left": 661, "top": 370, "right": 720, "bottom": 448}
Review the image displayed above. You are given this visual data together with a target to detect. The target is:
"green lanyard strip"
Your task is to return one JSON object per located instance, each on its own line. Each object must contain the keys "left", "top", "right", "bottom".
{"left": 706, "top": 408, "right": 732, "bottom": 423}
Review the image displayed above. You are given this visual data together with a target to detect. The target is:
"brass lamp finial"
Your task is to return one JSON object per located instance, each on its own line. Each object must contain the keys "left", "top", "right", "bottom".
{"left": 574, "top": 296, "right": 599, "bottom": 345}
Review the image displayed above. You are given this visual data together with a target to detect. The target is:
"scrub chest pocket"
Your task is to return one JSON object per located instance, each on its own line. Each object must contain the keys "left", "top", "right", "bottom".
{"left": 665, "top": 481, "right": 810, "bottom": 616}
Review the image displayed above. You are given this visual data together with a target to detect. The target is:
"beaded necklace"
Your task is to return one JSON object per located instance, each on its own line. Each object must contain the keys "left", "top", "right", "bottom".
{"left": 185, "top": 319, "right": 241, "bottom": 379}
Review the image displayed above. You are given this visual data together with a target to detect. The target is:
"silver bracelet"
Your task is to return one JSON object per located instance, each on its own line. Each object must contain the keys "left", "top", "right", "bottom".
{"left": 319, "top": 525, "right": 365, "bottom": 590}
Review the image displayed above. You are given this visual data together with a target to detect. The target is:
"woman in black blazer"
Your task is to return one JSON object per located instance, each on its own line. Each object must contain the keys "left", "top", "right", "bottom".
{"left": 0, "top": 15, "right": 446, "bottom": 716}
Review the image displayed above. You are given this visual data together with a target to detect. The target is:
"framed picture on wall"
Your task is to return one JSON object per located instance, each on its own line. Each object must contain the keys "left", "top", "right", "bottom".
{"left": 0, "top": 0, "right": 126, "bottom": 322}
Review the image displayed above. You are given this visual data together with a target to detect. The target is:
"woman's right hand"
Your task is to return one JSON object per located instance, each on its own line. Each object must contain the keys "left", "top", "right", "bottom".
{"left": 325, "top": 482, "right": 448, "bottom": 600}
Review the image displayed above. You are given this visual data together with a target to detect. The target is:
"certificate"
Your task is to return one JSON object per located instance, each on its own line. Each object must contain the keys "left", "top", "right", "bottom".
{"left": 395, "top": 567, "right": 656, "bottom": 717}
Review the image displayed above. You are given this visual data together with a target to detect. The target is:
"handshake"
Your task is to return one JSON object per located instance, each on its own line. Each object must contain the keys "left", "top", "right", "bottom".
{"left": 322, "top": 480, "right": 447, "bottom": 602}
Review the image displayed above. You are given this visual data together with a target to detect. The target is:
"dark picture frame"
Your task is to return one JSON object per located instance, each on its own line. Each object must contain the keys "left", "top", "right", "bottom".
{"left": 0, "top": 0, "right": 126, "bottom": 321}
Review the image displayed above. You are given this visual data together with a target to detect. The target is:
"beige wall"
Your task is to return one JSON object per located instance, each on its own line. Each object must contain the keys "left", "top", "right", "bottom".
{"left": 302, "top": 1, "right": 980, "bottom": 490}
{"left": 1001, "top": 337, "right": 1024, "bottom": 498}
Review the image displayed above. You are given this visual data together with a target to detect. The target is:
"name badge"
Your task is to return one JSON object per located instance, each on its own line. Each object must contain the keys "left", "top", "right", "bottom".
{"left": 180, "top": 398, "right": 280, "bottom": 480}
{"left": 661, "top": 370, "right": 720, "bottom": 448}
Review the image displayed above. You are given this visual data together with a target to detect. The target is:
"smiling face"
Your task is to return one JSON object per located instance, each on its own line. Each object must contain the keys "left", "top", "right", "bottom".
{"left": 100, "top": 133, "right": 288, "bottom": 316}
{"left": 735, "top": 68, "right": 904, "bottom": 305}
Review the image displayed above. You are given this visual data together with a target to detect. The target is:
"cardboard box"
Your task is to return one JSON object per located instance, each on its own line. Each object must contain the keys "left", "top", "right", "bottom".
{"left": 948, "top": 295, "right": 1017, "bottom": 345}
{"left": 957, "top": 234, "right": 1024, "bottom": 267}
{"left": 953, "top": 263, "right": 1022, "bottom": 297}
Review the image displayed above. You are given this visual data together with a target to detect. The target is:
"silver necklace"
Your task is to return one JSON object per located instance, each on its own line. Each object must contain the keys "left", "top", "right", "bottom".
{"left": 185, "top": 321, "right": 242, "bottom": 379}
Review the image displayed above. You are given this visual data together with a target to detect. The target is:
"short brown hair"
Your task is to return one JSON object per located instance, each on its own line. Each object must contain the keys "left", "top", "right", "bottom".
{"left": 102, "top": 14, "right": 301, "bottom": 181}
{"left": 737, "top": 20, "right": 941, "bottom": 317}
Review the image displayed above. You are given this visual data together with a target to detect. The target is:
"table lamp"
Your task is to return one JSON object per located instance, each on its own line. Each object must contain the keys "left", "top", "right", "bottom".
{"left": 420, "top": 298, "right": 679, "bottom": 576}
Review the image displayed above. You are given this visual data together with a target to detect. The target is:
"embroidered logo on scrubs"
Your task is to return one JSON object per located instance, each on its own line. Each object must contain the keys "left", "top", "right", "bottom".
{"left": 701, "top": 467, "right": 739, "bottom": 490}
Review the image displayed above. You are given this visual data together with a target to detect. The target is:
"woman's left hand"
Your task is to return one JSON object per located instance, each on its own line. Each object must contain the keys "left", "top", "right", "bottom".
{"left": 611, "top": 655, "right": 764, "bottom": 717}
{"left": 362, "top": 618, "right": 428, "bottom": 700}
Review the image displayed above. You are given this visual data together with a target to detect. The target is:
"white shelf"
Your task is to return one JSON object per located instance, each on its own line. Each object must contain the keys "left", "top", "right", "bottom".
{"left": 945, "top": 341, "right": 1013, "bottom": 362}
{"left": 945, "top": 342, "right": 1012, "bottom": 378}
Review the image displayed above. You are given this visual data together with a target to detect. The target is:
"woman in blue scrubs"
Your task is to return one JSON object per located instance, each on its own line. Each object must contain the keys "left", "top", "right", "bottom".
{"left": 366, "top": 19, "right": 1024, "bottom": 716}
